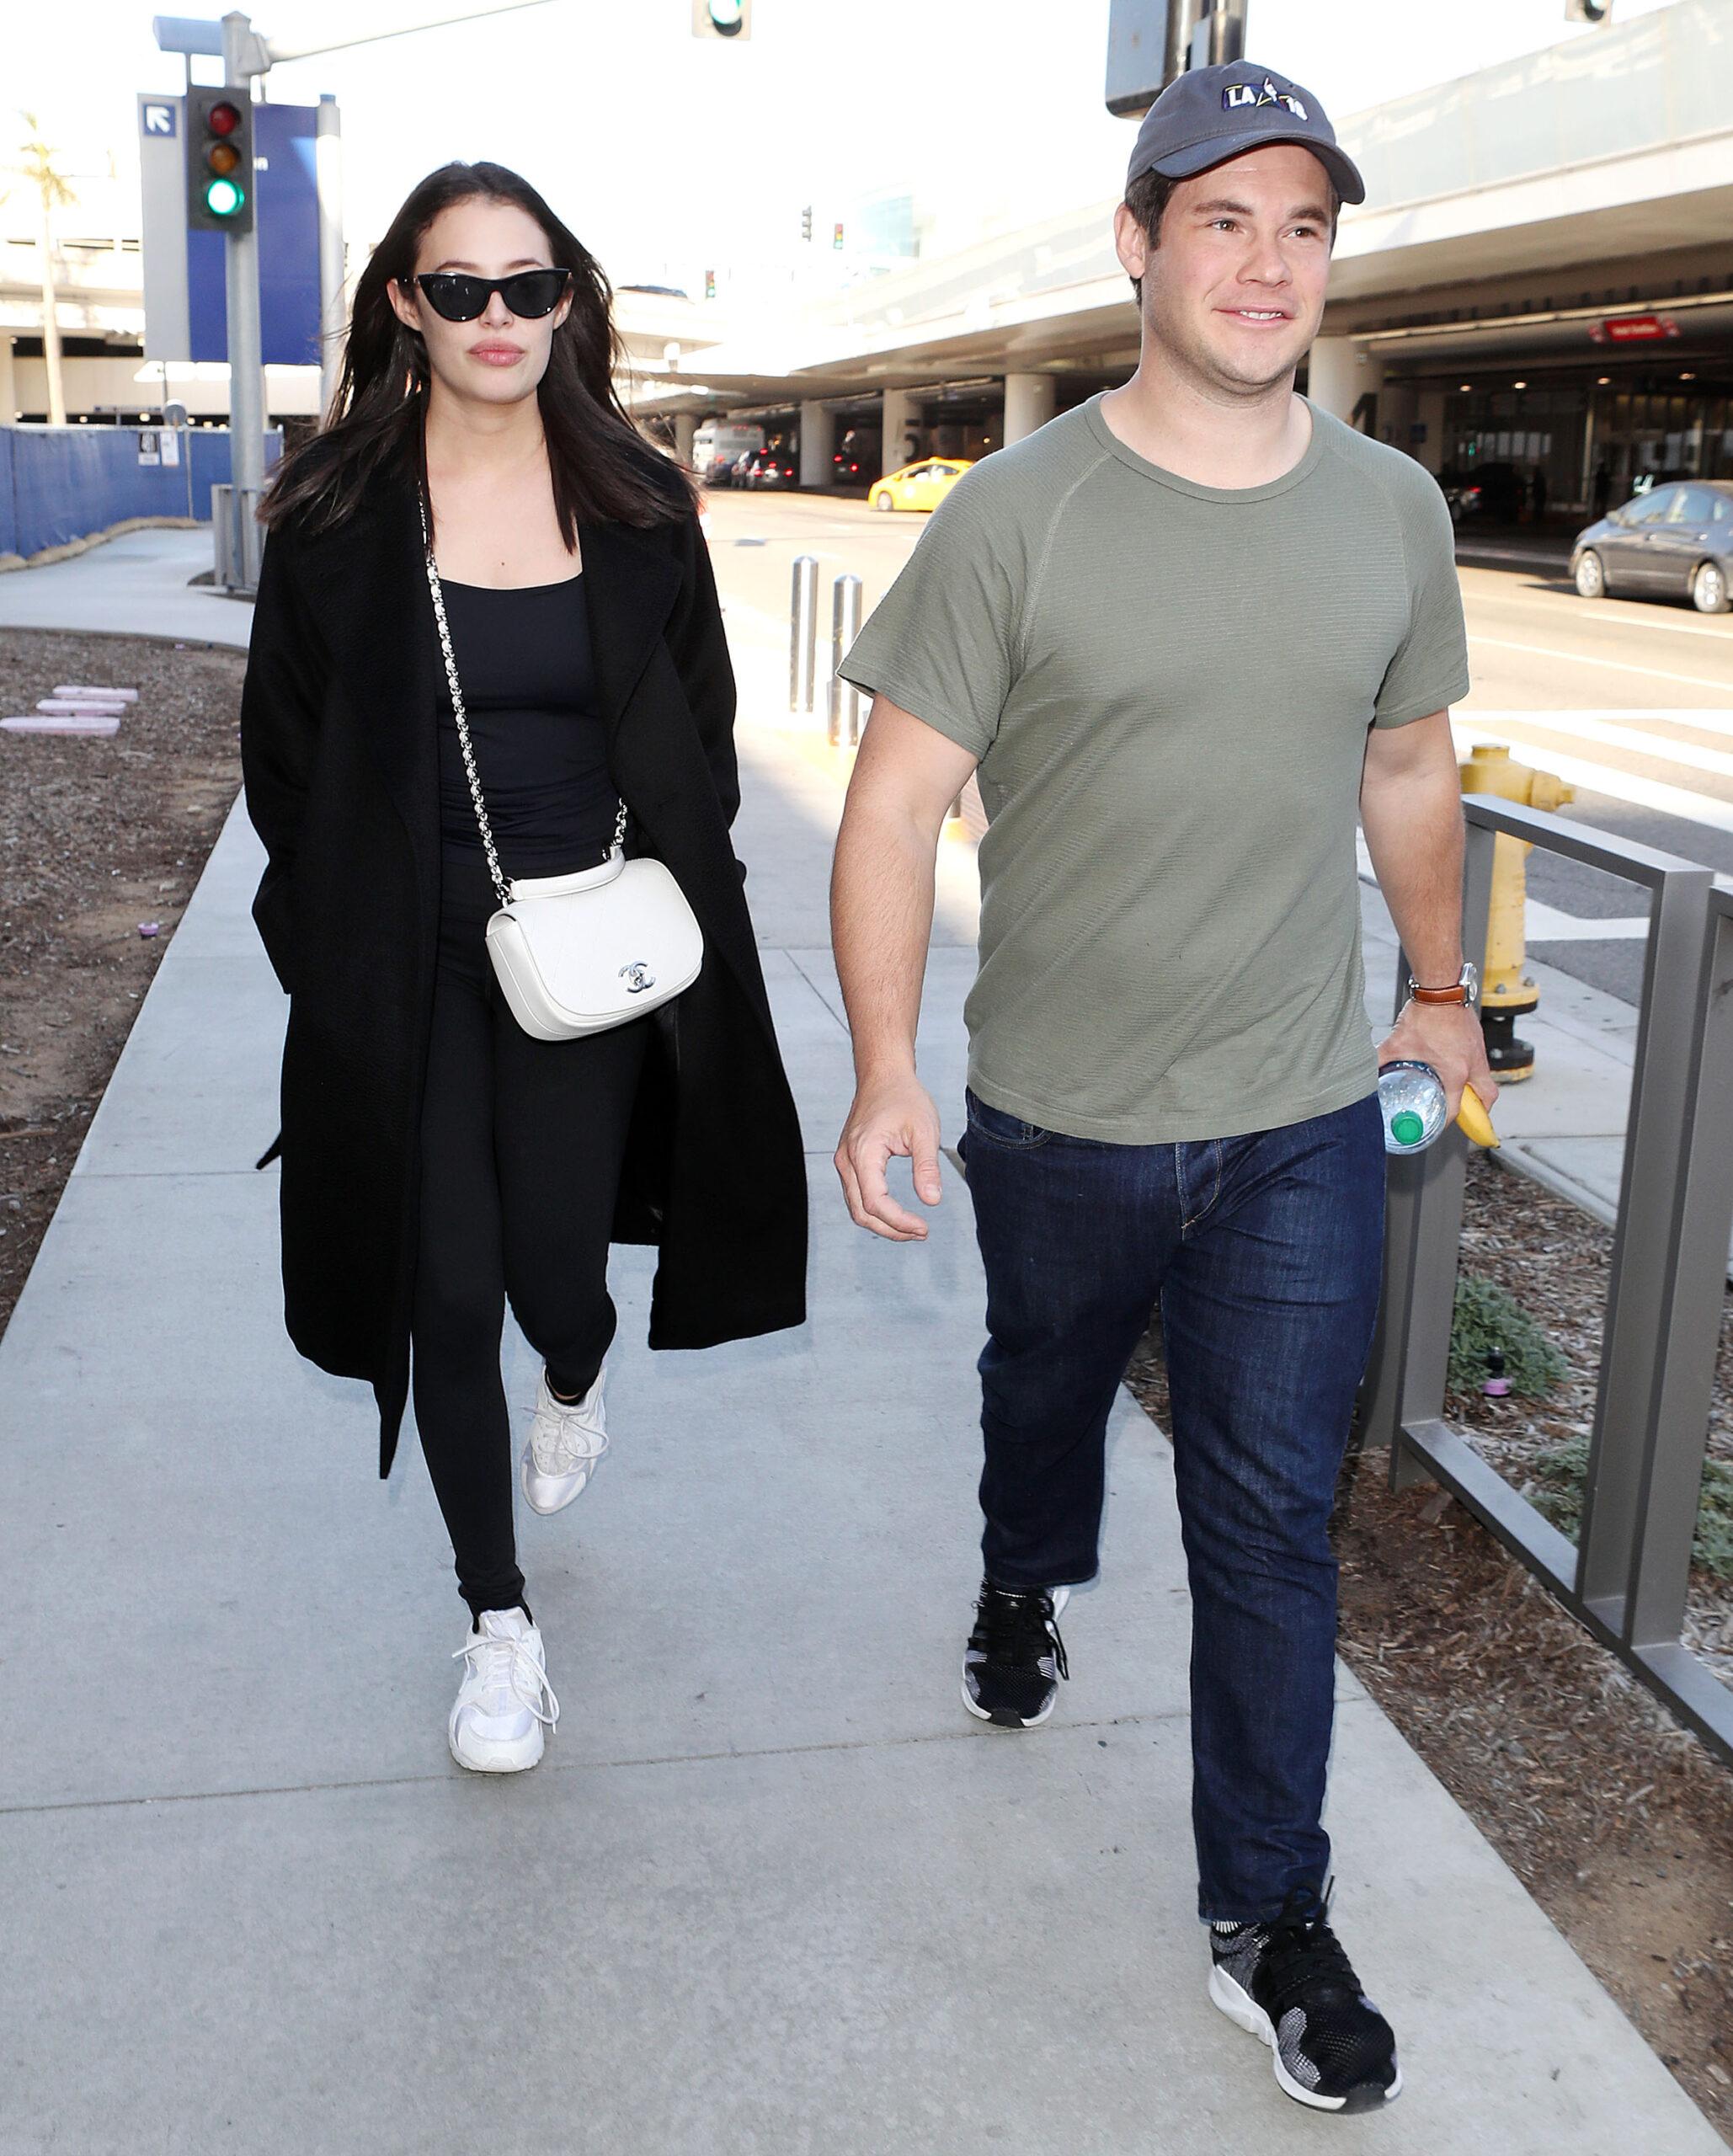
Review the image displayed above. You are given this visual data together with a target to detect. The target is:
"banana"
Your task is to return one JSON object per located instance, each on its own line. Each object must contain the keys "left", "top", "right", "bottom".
{"left": 1456, "top": 1084, "right": 1499, "bottom": 1150}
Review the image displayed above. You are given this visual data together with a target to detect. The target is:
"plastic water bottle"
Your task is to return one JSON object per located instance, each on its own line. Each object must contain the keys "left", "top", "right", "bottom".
{"left": 1378, "top": 1060, "right": 1449, "bottom": 1155}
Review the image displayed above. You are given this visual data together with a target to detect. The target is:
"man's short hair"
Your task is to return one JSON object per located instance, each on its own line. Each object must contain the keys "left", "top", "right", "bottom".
{"left": 1122, "top": 164, "right": 1340, "bottom": 303}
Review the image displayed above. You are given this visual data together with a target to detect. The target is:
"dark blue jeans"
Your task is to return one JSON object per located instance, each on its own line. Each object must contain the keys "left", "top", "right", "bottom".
{"left": 958, "top": 1088, "right": 1386, "bottom": 1924}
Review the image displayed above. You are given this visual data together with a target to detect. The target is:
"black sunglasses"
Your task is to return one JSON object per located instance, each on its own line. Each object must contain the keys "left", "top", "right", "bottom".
{"left": 407, "top": 269, "right": 571, "bottom": 322}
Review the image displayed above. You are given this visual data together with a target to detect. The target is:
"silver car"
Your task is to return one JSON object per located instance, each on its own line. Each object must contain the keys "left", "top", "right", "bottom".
{"left": 1570, "top": 479, "right": 1733, "bottom": 614}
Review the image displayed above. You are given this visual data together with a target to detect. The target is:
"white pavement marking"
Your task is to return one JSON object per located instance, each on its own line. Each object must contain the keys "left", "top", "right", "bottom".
{"left": 1453, "top": 715, "right": 1733, "bottom": 841}
{"left": 1520, "top": 606, "right": 1733, "bottom": 645}
{"left": 1465, "top": 709, "right": 1733, "bottom": 783}
{"left": 1480, "top": 707, "right": 1733, "bottom": 743}
{"left": 1468, "top": 632, "right": 1733, "bottom": 696}
{"left": 1523, "top": 905, "right": 1651, "bottom": 941}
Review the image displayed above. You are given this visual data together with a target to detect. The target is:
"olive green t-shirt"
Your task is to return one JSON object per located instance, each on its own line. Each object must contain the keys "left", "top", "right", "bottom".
{"left": 838, "top": 393, "right": 1470, "bottom": 1144}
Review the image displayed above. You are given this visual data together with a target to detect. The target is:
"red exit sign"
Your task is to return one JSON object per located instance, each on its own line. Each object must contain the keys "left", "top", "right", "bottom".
{"left": 1590, "top": 312, "right": 1680, "bottom": 344}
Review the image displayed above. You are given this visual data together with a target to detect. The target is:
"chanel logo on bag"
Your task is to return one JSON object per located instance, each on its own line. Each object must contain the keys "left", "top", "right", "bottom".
{"left": 620, "top": 961, "right": 656, "bottom": 994}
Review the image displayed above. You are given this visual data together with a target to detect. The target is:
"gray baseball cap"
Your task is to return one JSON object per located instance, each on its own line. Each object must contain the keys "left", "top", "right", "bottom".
{"left": 1124, "top": 61, "right": 1366, "bottom": 206}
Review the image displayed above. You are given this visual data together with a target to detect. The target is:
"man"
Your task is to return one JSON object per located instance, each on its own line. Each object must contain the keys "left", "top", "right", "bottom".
{"left": 830, "top": 61, "right": 1494, "bottom": 2116}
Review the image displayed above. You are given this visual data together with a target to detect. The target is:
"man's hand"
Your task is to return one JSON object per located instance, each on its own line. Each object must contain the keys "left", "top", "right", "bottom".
{"left": 835, "top": 1074, "right": 946, "bottom": 1241}
{"left": 1377, "top": 1001, "right": 1499, "bottom": 1125}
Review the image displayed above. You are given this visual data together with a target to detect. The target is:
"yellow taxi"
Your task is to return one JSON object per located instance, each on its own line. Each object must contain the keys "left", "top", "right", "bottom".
{"left": 869, "top": 457, "right": 974, "bottom": 513}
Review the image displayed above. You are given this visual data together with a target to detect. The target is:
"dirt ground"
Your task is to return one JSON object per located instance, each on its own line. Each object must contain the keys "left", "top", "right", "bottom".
{"left": 0, "top": 627, "right": 245, "bottom": 1337}
{"left": 1127, "top": 1154, "right": 1733, "bottom": 2143}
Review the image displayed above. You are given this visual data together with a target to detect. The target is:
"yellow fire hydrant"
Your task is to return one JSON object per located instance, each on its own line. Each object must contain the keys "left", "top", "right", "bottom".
{"left": 1458, "top": 743, "right": 1574, "bottom": 1083}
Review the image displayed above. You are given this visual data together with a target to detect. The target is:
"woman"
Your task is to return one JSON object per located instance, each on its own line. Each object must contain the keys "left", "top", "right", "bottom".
{"left": 241, "top": 162, "right": 808, "bottom": 1774}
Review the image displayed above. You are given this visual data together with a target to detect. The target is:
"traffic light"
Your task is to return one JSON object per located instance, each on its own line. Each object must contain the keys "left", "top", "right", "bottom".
{"left": 186, "top": 87, "right": 254, "bottom": 233}
{"left": 691, "top": 0, "right": 751, "bottom": 36}
{"left": 704, "top": 269, "right": 716, "bottom": 300}
{"left": 801, "top": 205, "right": 813, "bottom": 243}
{"left": 832, "top": 222, "right": 845, "bottom": 250}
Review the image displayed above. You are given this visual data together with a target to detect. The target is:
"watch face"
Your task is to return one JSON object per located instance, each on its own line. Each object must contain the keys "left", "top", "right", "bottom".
{"left": 1463, "top": 962, "right": 1480, "bottom": 1006}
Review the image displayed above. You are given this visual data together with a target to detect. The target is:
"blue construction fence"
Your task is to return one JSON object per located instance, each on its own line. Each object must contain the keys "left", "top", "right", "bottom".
{"left": 0, "top": 424, "right": 283, "bottom": 561}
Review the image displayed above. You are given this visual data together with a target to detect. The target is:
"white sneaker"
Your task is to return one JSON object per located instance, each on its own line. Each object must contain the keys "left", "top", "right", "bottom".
{"left": 520, "top": 1364, "right": 609, "bottom": 1517}
{"left": 447, "top": 1608, "right": 559, "bottom": 1774}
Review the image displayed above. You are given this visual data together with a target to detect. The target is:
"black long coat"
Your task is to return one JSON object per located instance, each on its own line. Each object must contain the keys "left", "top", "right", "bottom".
{"left": 239, "top": 472, "right": 808, "bottom": 1476}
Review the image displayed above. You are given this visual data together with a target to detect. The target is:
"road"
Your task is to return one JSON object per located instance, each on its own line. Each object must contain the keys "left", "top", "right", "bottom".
{"left": 703, "top": 488, "right": 1733, "bottom": 1006}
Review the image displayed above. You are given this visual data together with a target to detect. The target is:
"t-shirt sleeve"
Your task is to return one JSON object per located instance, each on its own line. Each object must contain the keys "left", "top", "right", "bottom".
{"left": 836, "top": 474, "right": 1021, "bottom": 761}
{"left": 1372, "top": 477, "right": 1471, "bottom": 728}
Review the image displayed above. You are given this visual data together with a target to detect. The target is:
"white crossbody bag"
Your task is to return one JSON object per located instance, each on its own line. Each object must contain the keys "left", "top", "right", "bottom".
{"left": 420, "top": 497, "right": 704, "bottom": 1042}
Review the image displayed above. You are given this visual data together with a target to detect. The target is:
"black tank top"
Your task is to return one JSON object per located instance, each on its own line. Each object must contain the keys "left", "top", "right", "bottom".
{"left": 435, "top": 574, "right": 623, "bottom": 878}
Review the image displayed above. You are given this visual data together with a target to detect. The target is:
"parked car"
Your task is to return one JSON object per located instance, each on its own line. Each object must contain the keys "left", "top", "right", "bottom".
{"left": 869, "top": 457, "right": 973, "bottom": 513}
{"left": 1570, "top": 479, "right": 1733, "bottom": 612}
{"left": 831, "top": 428, "right": 881, "bottom": 487}
{"left": 745, "top": 449, "right": 798, "bottom": 490}
{"left": 1441, "top": 460, "right": 1526, "bottom": 524}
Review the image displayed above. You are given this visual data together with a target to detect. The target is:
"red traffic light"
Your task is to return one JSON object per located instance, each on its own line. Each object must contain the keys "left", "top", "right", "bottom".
{"left": 206, "top": 99, "right": 243, "bottom": 136}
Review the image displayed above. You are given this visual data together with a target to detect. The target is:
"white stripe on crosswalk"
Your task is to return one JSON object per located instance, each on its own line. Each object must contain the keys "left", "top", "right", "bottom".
{"left": 1463, "top": 706, "right": 1733, "bottom": 743}
{"left": 1453, "top": 714, "right": 1733, "bottom": 841}
{"left": 1464, "top": 709, "right": 1733, "bottom": 782}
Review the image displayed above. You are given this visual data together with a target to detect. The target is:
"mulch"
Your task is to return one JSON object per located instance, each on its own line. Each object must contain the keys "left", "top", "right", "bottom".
{"left": 0, "top": 627, "right": 246, "bottom": 1337}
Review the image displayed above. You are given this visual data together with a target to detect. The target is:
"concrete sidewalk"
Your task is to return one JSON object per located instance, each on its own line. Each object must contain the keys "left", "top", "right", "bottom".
{"left": 0, "top": 539, "right": 1723, "bottom": 2153}
{"left": 0, "top": 524, "right": 252, "bottom": 647}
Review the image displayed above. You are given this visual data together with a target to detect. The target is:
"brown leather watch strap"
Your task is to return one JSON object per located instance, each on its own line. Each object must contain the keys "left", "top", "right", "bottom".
{"left": 1410, "top": 981, "right": 1469, "bottom": 1005}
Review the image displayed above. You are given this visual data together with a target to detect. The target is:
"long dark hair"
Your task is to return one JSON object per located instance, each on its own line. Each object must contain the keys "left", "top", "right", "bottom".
{"left": 262, "top": 161, "right": 695, "bottom": 538}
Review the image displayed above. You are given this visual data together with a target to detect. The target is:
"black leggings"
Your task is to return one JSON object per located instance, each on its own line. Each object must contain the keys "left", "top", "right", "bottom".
{"left": 413, "top": 849, "right": 649, "bottom": 1619}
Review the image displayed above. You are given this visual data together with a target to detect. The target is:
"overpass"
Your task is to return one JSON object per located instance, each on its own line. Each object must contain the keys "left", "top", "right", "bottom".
{"left": 632, "top": 0, "right": 1733, "bottom": 514}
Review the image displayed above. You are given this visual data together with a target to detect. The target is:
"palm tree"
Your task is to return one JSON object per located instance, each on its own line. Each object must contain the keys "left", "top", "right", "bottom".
{"left": 8, "top": 114, "right": 77, "bottom": 426}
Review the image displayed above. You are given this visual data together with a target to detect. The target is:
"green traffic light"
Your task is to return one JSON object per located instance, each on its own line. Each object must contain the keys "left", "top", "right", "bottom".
{"left": 205, "top": 176, "right": 245, "bottom": 218}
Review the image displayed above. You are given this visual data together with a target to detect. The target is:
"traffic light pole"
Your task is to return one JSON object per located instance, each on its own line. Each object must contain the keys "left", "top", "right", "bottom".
{"left": 221, "top": 9, "right": 266, "bottom": 587}
{"left": 316, "top": 94, "right": 345, "bottom": 424}
{"left": 174, "top": 0, "right": 559, "bottom": 590}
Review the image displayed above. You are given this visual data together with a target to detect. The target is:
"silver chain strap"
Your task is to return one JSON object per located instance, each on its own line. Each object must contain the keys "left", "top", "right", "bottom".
{"left": 418, "top": 490, "right": 628, "bottom": 911}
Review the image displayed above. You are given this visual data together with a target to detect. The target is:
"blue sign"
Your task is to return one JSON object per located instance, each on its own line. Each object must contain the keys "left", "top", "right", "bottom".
{"left": 188, "top": 102, "right": 321, "bottom": 366}
{"left": 141, "top": 100, "right": 178, "bottom": 139}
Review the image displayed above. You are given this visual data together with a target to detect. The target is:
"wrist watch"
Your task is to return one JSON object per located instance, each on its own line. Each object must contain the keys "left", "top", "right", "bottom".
{"left": 1407, "top": 960, "right": 1480, "bottom": 1008}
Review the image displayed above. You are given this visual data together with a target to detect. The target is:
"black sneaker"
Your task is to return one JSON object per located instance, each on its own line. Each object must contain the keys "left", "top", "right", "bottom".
{"left": 961, "top": 1580, "right": 1070, "bottom": 1728}
{"left": 1208, "top": 1886, "right": 1400, "bottom": 2113}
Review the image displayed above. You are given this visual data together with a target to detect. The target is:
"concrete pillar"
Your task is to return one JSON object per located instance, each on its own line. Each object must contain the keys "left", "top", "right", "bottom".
{"left": 1003, "top": 371, "right": 1056, "bottom": 446}
{"left": 798, "top": 400, "right": 835, "bottom": 489}
{"left": 674, "top": 413, "right": 697, "bottom": 466}
{"left": 0, "top": 336, "right": 14, "bottom": 424}
{"left": 1381, "top": 380, "right": 1417, "bottom": 455}
{"left": 1305, "top": 335, "right": 1384, "bottom": 430}
{"left": 1413, "top": 388, "right": 1447, "bottom": 474}
{"left": 879, "top": 387, "right": 919, "bottom": 477}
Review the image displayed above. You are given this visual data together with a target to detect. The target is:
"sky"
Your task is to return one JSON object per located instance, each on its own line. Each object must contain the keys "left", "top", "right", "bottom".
{"left": 3, "top": 0, "right": 1689, "bottom": 291}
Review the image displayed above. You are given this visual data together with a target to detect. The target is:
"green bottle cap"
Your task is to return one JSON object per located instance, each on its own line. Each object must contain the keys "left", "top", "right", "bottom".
{"left": 1391, "top": 1110, "right": 1426, "bottom": 1147}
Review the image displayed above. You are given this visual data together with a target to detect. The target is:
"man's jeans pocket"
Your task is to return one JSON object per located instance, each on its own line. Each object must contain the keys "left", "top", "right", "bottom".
{"left": 964, "top": 1087, "right": 1053, "bottom": 1150}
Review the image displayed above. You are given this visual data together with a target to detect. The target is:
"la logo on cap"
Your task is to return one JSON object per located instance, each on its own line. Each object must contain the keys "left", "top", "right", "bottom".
{"left": 1222, "top": 76, "right": 1309, "bottom": 119}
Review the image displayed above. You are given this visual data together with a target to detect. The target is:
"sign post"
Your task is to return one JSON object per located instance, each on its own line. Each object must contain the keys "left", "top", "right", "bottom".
{"left": 221, "top": 11, "right": 267, "bottom": 589}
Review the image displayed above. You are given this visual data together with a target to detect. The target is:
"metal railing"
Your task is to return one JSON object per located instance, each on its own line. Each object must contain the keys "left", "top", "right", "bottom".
{"left": 1361, "top": 796, "right": 1733, "bottom": 1764}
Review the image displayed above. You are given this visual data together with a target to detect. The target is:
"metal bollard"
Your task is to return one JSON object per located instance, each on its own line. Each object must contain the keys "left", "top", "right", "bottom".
{"left": 789, "top": 555, "right": 819, "bottom": 713}
{"left": 829, "top": 574, "right": 864, "bottom": 747}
